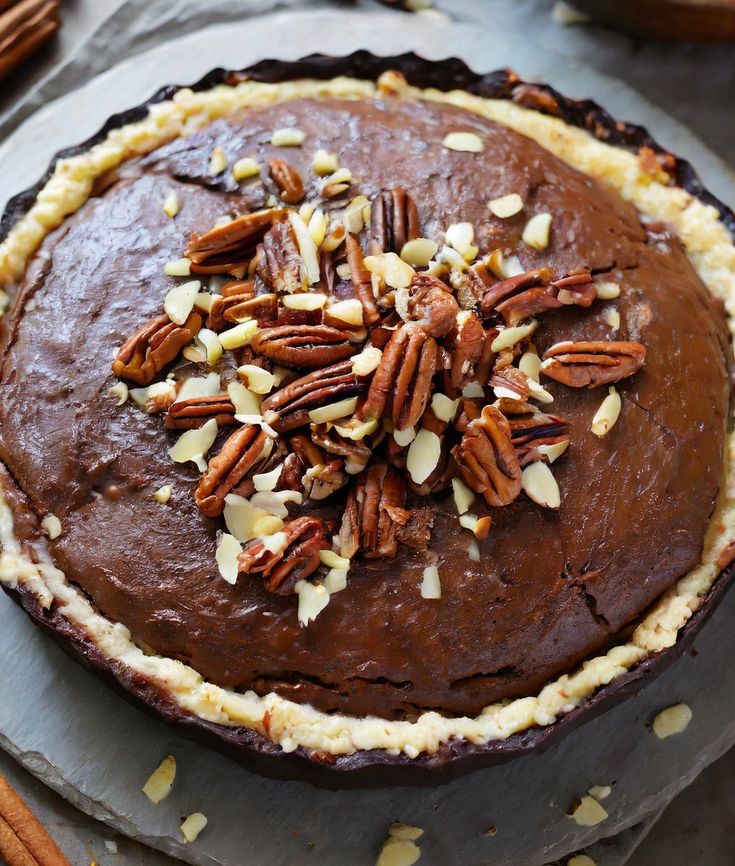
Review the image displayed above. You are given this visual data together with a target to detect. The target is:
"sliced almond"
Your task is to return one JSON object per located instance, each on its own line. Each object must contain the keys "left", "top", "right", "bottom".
{"left": 332, "top": 417, "right": 379, "bottom": 441}
{"left": 468, "top": 537, "right": 481, "bottom": 562}
{"left": 491, "top": 320, "right": 538, "bottom": 352}
{"left": 442, "top": 131, "right": 484, "bottom": 152}
{"left": 288, "top": 211, "right": 320, "bottom": 285}
{"left": 363, "top": 252, "right": 415, "bottom": 290}
{"left": 41, "top": 513, "right": 62, "bottom": 540}
{"left": 522, "top": 213, "right": 553, "bottom": 250}
{"left": 180, "top": 813, "right": 208, "bottom": 843}
{"left": 462, "top": 381, "right": 485, "bottom": 399}
{"left": 605, "top": 308, "right": 621, "bottom": 330}
{"left": 223, "top": 493, "right": 267, "bottom": 542}
{"left": 208, "top": 147, "right": 227, "bottom": 175}
{"left": 420, "top": 565, "right": 441, "bottom": 599}
{"left": 343, "top": 194, "right": 370, "bottom": 234}
{"left": 486, "top": 249, "right": 524, "bottom": 279}
{"left": 393, "top": 425, "right": 416, "bottom": 448}
{"left": 527, "top": 378, "right": 554, "bottom": 404}
{"left": 237, "top": 365, "right": 275, "bottom": 395}
{"left": 252, "top": 464, "right": 283, "bottom": 492}
{"left": 197, "top": 328, "right": 223, "bottom": 367}
{"left": 536, "top": 440, "right": 569, "bottom": 464}
{"left": 653, "top": 703, "right": 692, "bottom": 739}
{"left": 591, "top": 386, "right": 621, "bottom": 438}
{"left": 445, "top": 222, "right": 477, "bottom": 260}
{"left": 228, "top": 381, "right": 261, "bottom": 415}
{"left": 142, "top": 756, "right": 176, "bottom": 804}
{"left": 589, "top": 785, "right": 612, "bottom": 801}
{"left": 130, "top": 380, "right": 177, "bottom": 412}
{"left": 488, "top": 193, "right": 524, "bottom": 218}
{"left": 522, "top": 462, "right": 561, "bottom": 509}
{"left": 295, "top": 579, "right": 330, "bottom": 626}
{"left": 308, "top": 209, "right": 328, "bottom": 247}
{"left": 321, "top": 167, "right": 353, "bottom": 197}
{"left": 406, "top": 429, "right": 441, "bottom": 485}
{"left": 431, "top": 393, "right": 459, "bottom": 423}
{"left": 164, "top": 280, "right": 200, "bottom": 325}
{"left": 519, "top": 349, "right": 541, "bottom": 381}
{"left": 109, "top": 382, "right": 129, "bottom": 406}
{"left": 219, "top": 320, "right": 259, "bottom": 350}
{"left": 308, "top": 397, "right": 358, "bottom": 424}
{"left": 311, "top": 148, "right": 339, "bottom": 176}
{"left": 452, "top": 477, "right": 475, "bottom": 515}
{"left": 323, "top": 568, "right": 348, "bottom": 594}
{"left": 164, "top": 257, "right": 192, "bottom": 277}
{"left": 568, "top": 795, "right": 608, "bottom": 827}
{"left": 232, "top": 157, "right": 261, "bottom": 181}
{"left": 325, "top": 298, "right": 364, "bottom": 328}
{"left": 175, "top": 372, "right": 221, "bottom": 404}
{"left": 270, "top": 128, "right": 306, "bottom": 147}
{"left": 216, "top": 533, "right": 242, "bottom": 584}
{"left": 162, "top": 192, "right": 180, "bottom": 218}
{"left": 352, "top": 345, "right": 382, "bottom": 376}
{"left": 168, "top": 418, "right": 218, "bottom": 472}
{"left": 283, "top": 292, "right": 327, "bottom": 311}
{"left": 194, "top": 291, "right": 214, "bottom": 313}
{"left": 253, "top": 514, "right": 285, "bottom": 536}
{"left": 152, "top": 485, "right": 172, "bottom": 504}
{"left": 594, "top": 280, "right": 620, "bottom": 300}
{"left": 320, "top": 550, "right": 351, "bottom": 569}
{"left": 400, "top": 237, "right": 438, "bottom": 268}
{"left": 320, "top": 222, "right": 347, "bottom": 252}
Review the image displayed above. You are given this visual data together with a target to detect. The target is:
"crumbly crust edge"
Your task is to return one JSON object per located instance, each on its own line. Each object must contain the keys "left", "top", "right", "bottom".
{"left": 1, "top": 74, "right": 734, "bottom": 758}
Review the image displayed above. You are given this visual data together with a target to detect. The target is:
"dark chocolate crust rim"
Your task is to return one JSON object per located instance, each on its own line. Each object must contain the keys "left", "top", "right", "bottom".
{"left": 1, "top": 51, "right": 734, "bottom": 788}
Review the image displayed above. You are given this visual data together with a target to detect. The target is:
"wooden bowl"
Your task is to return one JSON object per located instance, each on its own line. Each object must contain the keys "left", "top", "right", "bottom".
{"left": 567, "top": 0, "right": 735, "bottom": 41}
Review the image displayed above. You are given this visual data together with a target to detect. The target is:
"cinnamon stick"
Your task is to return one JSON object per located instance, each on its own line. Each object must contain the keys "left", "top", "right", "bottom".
{"left": 0, "top": 774, "right": 71, "bottom": 866}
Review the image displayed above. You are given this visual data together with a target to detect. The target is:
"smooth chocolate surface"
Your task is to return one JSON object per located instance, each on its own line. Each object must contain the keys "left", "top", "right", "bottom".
{"left": 1, "top": 94, "right": 730, "bottom": 724}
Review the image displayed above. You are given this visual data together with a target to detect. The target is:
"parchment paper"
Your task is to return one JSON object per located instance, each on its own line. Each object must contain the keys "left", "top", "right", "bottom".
{"left": 1, "top": 8, "right": 734, "bottom": 866}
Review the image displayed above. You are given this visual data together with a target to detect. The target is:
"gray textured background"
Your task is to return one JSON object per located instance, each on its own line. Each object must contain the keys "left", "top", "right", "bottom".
{"left": 0, "top": 2, "right": 733, "bottom": 865}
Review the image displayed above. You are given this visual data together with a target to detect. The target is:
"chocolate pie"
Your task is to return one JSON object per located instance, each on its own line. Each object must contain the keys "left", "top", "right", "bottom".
{"left": 1, "top": 54, "right": 734, "bottom": 785}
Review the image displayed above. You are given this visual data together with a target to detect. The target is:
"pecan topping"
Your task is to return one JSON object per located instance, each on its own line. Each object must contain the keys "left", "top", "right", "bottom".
{"left": 290, "top": 434, "right": 349, "bottom": 500}
{"left": 207, "top": 280, "right": 255, "bottom": 330}
{"left": 251, "top": 324, "right": 360, "bottom": 368}
{"left": 256, "top": 221, "right": 306, "bottom": 294}
{"left": 370, "top": 188, "right": 420, "bottom": 255}
{"left": 489, "top": 366, "right": 530, "bottom": 400}
{"left": 239, "top": 516, "right": 330, "bottom": 595}
{"left": 444, "top": 311, "right": 485, "bottom": 392}
{"left": 483, "top": 267, "right": 597, "bottom": 326}
{"left": 345, "top": 233, "right": 380, "bottom": 326}
{"left": 260, "top": 360, "right": 366, "bottom": 432}
{"left": 453, "top": 405, "right": 522, "bottom": 507}
{"left": 451, "top": 259, "right": 495, "bottom": 311}
{"left": 269, "top": 159, "right": 305, "bottom": 204}
{"left": 165, "top": 394, "right": 236, "bottom": 430}
{"left": 361, "top": 323, "right": 437, "bottom": 431}
{"left": 112, "top": 312, "right": 202, "bottom": 385}
{"left": 507, "top": 408, "right": 569, "bottom": 466}
{"left": 195, "top": 424, "right": 270, "bottom": 516}
{"left": 338, "top": 463, "right": 407, "bottom": 559}
{"left": 310, "top": 424, "right": 371, "bottom": 474}
{"left": 185, "top": 208, "right": 286, "bottom": 275}
{"left": 408, "top": 273, "right": 460, "bottom": 338}
{"left": 541, "top": 340, "right": 646, "bottom": 388}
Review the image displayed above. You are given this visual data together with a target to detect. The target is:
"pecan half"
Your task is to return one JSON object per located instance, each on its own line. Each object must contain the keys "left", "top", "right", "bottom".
{"left": 360, "top": 323, "right": 437, "bottom": 431}
{"left": 112, "top": 311, "right": 202, "bottom": 385}
{"left": 338, "top": 463, "right": 407, "bottom": 559}
{"left": 541, "top": 340, "right": 646, "bottom": 388}
{"left": 185, "top": 208, "right": 287, "bottom": 275}
{"left": 165, "top": 394, "right": 236, "bottom": 430}
{"left": 452, "top": 405, "right": 522, "bottom": 507}
{"left": 223, "top": 293, "right": 278, "bottom": 327}
{"left": 195, "top": 424, "right": 271, "bottom": 516}
{"left": 260, "top": 360, "right": 366, "bottom": 432}
{"left": 251, "top": 324, "right": 361, "bottom": 368}
{"left": 484, "top": 267, "right": 597, "bottom": 326}
{"left": 408, "top": 273, "right": 459, "bottom": 338}
{"left": 345, "top": 233, "right": 380, "bottom": 326}
{"left": 370, "top": 188, "right": 420, "bottom": 255}
{"left": 256, "top": 221, "right": 306, "bottom": 294}
{"left": 207, "top": 280, "right": 255, "bottom": 330}
{"left": 239, "top": 515, "right": 330, "bottom": 595}
{"left": 269, "top": 159, "right": 305, "bottom": 204}
{"left": 507, "top": 408, "right": 569, "bottom": 466}
{"left": 289, "top": 434, "right": 349, "bottom": 500}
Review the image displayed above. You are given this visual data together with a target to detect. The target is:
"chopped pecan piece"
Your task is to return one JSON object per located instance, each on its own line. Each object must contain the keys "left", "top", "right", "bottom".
{"left": 541, "top": 340, "right": 646, "bottom": 388}
{"left": 256, "top": 221, "right": 306, "bottom": 294}
{"left": 345, "top": 233, "right": 380, "bottom": 326}
{"left": 360, "top": 323, "right": 437, "bottom": 431}
{"left": 207, "top": 280, "right": 255, "bottom": 330}
{"left": 369, "top": 188, "right": 420, "bottom": 254}
{"left": 185, "top": 208, "right": 286, "bottom": 275}
{"left": 489, "top": 366, "right": 530, "bottom": 400}
{"left": 195, "top": 424, "right": 271, "bottom": 516}
{"left": 338, "top": 463, "right": 407, "bottom": 559}
{"left": 396, "top": 505, "right": 435, "bottom": 550}
{"left": 408, "top": 273, "right": 459, "bottom": 338}
{"left": 290, "top": 434, "right": 349, "bottom": 500}
{"left": 451, "top": 258, "right": 496, "bottom": 311}
{"left": 453, "top": 405, "right": 522, "bottom": 507}
{"left": 165, "top": 394, "right": 236, "bottom": 430}
{"left": 445, "top": 311, "right": 485, "bottom": 392}
{"left": 269, "top": 159, "right": 305, "bottom": 204}
{"left": 260, "top": 360, "right": 366, "bottom": 432}
{"left": 239, "top": 515, "right": 330, "bottom": 595}
{"left": 507, "top": 409, "right": 569, "bottom": 466}
{"left": 310, "top": 424, "right": 372, "bottom": 475}
{"left": 483, "top": 267, "right": 597, "bottom": 326}
{"left": 223, "top": 293, "right": 278, "bottom": 327}
{"left": 251, "top": 324, "right": 361, "bottom": 368}
{"left": 112, "top": 311, "right": 202, "bottom": 385}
